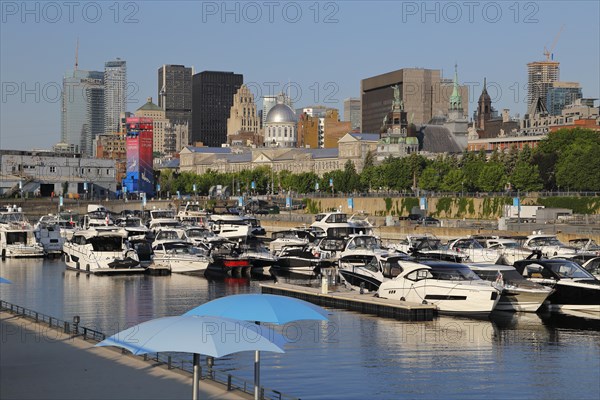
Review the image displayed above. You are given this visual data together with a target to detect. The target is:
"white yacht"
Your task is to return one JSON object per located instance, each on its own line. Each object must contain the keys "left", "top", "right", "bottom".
{"left": 480, "top": 238, "right": 532, "bottom": 265}
{"left": 468, "top": 263, "right": 553, "bottom": 312}
{"left": 378, "top": 260, "right": 501, "bottom": 315}
{"left": 392, "top": 234, "right": 466, "bottom": 262}
{"left": 0, "top": 205, "right": 44, "bottom": 259}
{"left": 208, "top": 214, "right": 250, "bottom": 240}
{"left": 310, "top": 212, "right": 373, "bottom": 238}
{"left": 34, "top": 215, "right": 64, "bottom": 257}
{"left": 269, "top": 229, "right": 317, "bottom": 253}
{"left": 523, "top": 234, "right": 578, "bottom": 258}
{"left": 177, "top": 202, "right": 208, "bottom": 226}
{"left": 446, "top": 237, "right": 503, "bottom": 263}
{"left": 148, "top": 209, "right": 181, "bottom": 234}
{"left": 62, "top": 229, "right": 144, "bottom": 274}
{"left": 338, "top": 252, "right": 405, "bottom": 292}
{"left": 151, "top": 240, "right": 211, "bottom": 274}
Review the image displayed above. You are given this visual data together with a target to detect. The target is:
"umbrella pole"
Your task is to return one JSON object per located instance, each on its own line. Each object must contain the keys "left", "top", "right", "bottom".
{"left": 192, "top": 353, "right": 200, "bottom": 400}
{"left": 254, "top": 350, "right": 260, "bottom": 400}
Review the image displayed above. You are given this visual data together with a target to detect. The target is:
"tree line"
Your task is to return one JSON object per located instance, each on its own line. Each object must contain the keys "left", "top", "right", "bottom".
{"left": 157, "top": 128, "right": 600, "bottom": 195}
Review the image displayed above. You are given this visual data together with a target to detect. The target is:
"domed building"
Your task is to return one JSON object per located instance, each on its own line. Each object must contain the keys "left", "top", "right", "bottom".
{"left": 264, "top": 98, "right": 298, "bottom": 147}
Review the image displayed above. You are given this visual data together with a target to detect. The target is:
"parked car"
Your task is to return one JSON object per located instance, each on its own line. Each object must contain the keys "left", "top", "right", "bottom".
{"left": 418, "top": 216, "right": 440, "bottom": 225}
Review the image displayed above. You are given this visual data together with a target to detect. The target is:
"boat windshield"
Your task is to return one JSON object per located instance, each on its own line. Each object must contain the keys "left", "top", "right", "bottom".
{"left": 453, "top": 239, "right": 484, "bottom": 250}
{"left": 89, "top": 237, "right": 123, "bottom": 252}
{"left": 122, "top": 218, "right": 141, "bottom": 227}
{"left": 347, "top": 236, "right": 381, "bottom": 250}
{"left": 156, "top": 231, "right": 181, "bottom": 240}
{"left": 547, "top": 261, "right": 595, "bottom": 279}
{"left": 186, "top": 229, "right": 213, "bottom": 238}
{"left": 382, "top": 257, "right": 404, "bottom": 278}
{"left": 529, "top": 237, "right": 563, "bottom": 247}
{"left": 162, "top": 243, "right": 199, "bottom": 255}
{"left": 413, "top": 238, "right": 443, "bottom": 251}
{"left": 152, "top": 211, "right": 175, "bottom": 219}
{"left": 429, "top": 265, "right": 482, "bottom": 281}
{"left": 498, "top": 241, "right": 520, "bottom": 249}
{"left": 319, "top": 239, "right": 346, "bottom": 251}
{"left": 0, "top": 212, "right": 26, "bottom": 224}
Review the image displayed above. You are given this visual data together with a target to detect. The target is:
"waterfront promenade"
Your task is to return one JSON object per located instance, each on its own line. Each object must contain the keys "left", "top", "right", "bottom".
{"left": 0, "top": 312, "right": 250, "bottom": 400}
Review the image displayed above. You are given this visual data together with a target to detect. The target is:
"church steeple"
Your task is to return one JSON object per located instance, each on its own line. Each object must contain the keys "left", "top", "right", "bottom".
{"left": 449, "top": 64, "right": 463, "bottom": 112}
{"left": 477, "top": 77, "right": 492, "bottom": 131}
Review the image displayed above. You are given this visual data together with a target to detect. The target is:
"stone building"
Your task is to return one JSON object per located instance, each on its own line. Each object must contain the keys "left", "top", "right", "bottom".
{"left": 135, "top": 97, "right": 189, "bottom": 155}
{"left": 297, "top": 109, "right": 351, "bottom": 149}
{"left": 264, "top": 98, "right": 298, "bottom": 147}
{"left": 226, "top": 85, "right": 261, "bottom": 146}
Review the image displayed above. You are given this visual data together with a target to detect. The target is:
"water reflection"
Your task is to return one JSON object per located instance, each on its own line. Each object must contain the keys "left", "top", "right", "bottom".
{"left": 1, "top": 259, "right": 599, "bottom": 400}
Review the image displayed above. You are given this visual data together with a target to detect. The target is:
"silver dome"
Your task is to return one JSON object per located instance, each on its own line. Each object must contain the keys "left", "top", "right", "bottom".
{"left": 265, "top": 104, "right": 297, "bottom": 124}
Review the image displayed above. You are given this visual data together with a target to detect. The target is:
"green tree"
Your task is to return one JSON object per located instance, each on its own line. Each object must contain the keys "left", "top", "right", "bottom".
{"left": 477, "top": 163, "right": 506, "bottom": 192}
{"left": 441, "top": 169, "right": 466, "bottom": 192}
{"left": 509, "top": 161, "right": 543, "bottom": 191}
{"left": 419, "top": 165, "right": 442, "bottom": 191}
{"left": 555, "top": 141, "right": 600, "bottom": 191}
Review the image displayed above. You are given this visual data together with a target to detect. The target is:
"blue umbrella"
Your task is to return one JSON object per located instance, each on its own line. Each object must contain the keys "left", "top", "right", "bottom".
{"left": 97, "top": 315, "right": 286, "bottom": 400}
{"left": 0, "top": 277, "right": 12, "bottom": 284}
{"left": 184, "top": 294, "right": 329, "bottom": 400}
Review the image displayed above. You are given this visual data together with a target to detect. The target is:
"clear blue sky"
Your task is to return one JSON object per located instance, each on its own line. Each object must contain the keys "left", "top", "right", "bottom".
{"left": 1, "top": 0, "right": 599, "bottom": 150}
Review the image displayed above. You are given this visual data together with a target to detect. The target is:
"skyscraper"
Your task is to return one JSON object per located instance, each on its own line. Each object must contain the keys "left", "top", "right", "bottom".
{"left": 158, "top": 64, "right": 193, "bottom": 131}
{"left": 61, "top": 69, "right": 104, "bottom": 156}
{"left": 527, "top": 60, "right": 560, "bottom": 110}
{"left": 343, "top": 98, "right": 361, "bottom": 131}
{"left": 192, "top": 71, "right": 243, "bottom": 146}
{"left": 546, "top": 82, "right": 582, "bottom": 115}
{"left": 361, "top": 68, "right": 468, "bottom": 133}
{"left": 104, "top": 59, "right": 127, "bottom": 134}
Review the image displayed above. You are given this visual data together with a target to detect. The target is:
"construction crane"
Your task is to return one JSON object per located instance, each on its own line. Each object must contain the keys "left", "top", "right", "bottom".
{"left": 544, "top": 25, "right": 565, "bottom": 61}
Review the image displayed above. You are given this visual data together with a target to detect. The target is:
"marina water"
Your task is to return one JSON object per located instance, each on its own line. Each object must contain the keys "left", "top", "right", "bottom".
{"left": 1, "top": 258, "right": 599, "bottom": 400}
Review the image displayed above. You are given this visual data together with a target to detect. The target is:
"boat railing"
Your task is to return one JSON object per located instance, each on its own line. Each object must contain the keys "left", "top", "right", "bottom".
{"left": 0, "top": 300, "right": 299, "bottom": 400}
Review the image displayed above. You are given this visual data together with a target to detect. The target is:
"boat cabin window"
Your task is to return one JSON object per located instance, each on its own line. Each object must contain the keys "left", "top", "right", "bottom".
{"left": 327, "top": 227, "right": 351, "bottom": 238}
{"left": 319, "top": 239, "right": 346, "bottom": 251}
{"left": 89, "top": 237, "right": 123, "bottom": 252}
{"left": 325, "top": 214, "right": 347, "bottom": 223}
{"left": 365, "top": 257, "right": 380, "bottom": 273}
{"left": 314, "top": 214, "right": 326, "bottom": 222}
{"left": 548, "top": 261, "right": 594, "bottom": 279}
{"left": 453, "top": 239, "right": 483, "bottom": 250}
{"left": 405, "top": 269, "right": 433, "bottom": 281}
{"left": 156, "top": 231, "right": 180, "bottom": 240}
{"left": 152, "top": 211, "right": 175, "bottom": 219}
{"left": 382, "top": 259, "right": 403, "bottom": 278}
{"left": 6, "top": 232, "right": 28, "bottom": 245}
{"left": 429, "top": 266, "right": 481, "bottom": 281}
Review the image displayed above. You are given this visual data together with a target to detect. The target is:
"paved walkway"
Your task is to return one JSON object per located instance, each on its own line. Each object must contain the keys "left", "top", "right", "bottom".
{"left": 0, "top": 312, "right": 250, "bottom": 400}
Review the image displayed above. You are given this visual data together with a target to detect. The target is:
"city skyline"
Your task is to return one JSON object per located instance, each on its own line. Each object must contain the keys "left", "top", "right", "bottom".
{"left": 1, "top": 1, "right": 599, "bottom": 150}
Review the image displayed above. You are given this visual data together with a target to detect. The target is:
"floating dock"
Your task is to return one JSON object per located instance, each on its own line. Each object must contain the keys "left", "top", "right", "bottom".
{"left": 261, "top": 283, "right": 436, "bottom": 321}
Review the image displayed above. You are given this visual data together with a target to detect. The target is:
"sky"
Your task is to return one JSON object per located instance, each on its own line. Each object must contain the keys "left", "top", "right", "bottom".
{"left": 1, "top": 0, "right": 599, "bottom": 150}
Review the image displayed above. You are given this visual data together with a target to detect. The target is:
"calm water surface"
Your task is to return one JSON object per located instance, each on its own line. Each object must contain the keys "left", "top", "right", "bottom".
{"left": 1, "top": 258, "right": 599, "bottom": 400}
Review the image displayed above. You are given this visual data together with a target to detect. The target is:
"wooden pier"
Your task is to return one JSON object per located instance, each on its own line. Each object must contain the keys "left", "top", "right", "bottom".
{"left": 261, "top": 283, "right": 436, "bottom": 321}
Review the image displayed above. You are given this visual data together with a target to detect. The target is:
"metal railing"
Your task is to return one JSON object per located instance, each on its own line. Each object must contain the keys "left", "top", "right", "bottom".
{"left": 0, "top": 300, "right": 298, "bottom": 400}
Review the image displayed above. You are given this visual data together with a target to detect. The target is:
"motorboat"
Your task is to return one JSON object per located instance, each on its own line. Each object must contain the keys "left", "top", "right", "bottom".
{"left": 338, "top": 252, "right": 406, "bottom": 292}
{"left": 468, "top": 263, "right": 553, "bottom": 312}
{"left": 312, "top": 237, "right": 346, "bottom": 264}
{"left": 242, "top": 216, "right": 266, "bottom": 236}
{"left": 236, "top": 240, "right": 277, "bottom": 272}
{"left": 446, "top": 237, "right": 503, "bottom": 263}
{"left": 115, "top": 216, "right": 149, "bottom": 239}
{"left": 0, "top": 205, "right": 44, "bottom": 259}
{"left": 392, "top": 234, "right": 466, "bottom": 262}
{"left": 209, "top": 214, "right": 251, "bottom": 240}
{"left": 480, "top": 238, "right": 533, "bottom": 265}
{"left": 269, "top": 229, "right": 317, "bottom": 253}
{"left": 182, "top": 226, "right": 223, "bottom": 247}
{"left": 275, "top": 244, "right": 326, "bottom": 276}
{"left": 62, "top": 229, "right": 144, "bottom": 274}
{"left": 377, "top": 260, "right": 501, "bottom": 316}
{"left": 148, "top": 209, "right": 181, "bottom": 234}
{"left": 33, "top": 216, "right": 64, "bottom": 257}
{"left": 151, "top": 240, "right": 211, "bottom": 274}
{"left": 177, "top": 202, "right": 208, "bottom": 226}
{"left": 568, "top": 238, "right": 600, "bottom": 256}
{"left": 57, "top": 210, "right": 80, "bottom": 240}
{"left": 523, "top": 234, "right": 577, "bottom": 258}
{"left": 310, "top": 212, "right": 373, "bottom": 238}
{"left": 513, "top": 257, "right": 600, "bottom": 318}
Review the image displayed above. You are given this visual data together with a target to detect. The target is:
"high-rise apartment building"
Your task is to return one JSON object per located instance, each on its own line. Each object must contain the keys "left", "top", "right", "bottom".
{"left": 546, "top": 82, "right": 582, "bottom": 116}
{"left": 361, "top": 68, "right": 468, "bottom": 133}
{"left": 158, "top": 64, "right": 193, "bottom": 129}
{"left": 61, "top": 70, "right": 104, "bottom": 156}
{"left": 104, "top": 59, "right": 127, "bottom": 134}
{"left": 343, "top": 98, "right": 361, "bottom": 131}
{"left": 192, "top": 71, "right": 243, "bottom": 146}
{"left": 527, "top": 60, "right": 560, "bottom": 110}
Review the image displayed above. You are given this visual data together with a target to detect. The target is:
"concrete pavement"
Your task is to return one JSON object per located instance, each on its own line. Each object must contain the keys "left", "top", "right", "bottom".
{"left": 0, "top": 312, "right": 250, "bottom": 400}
